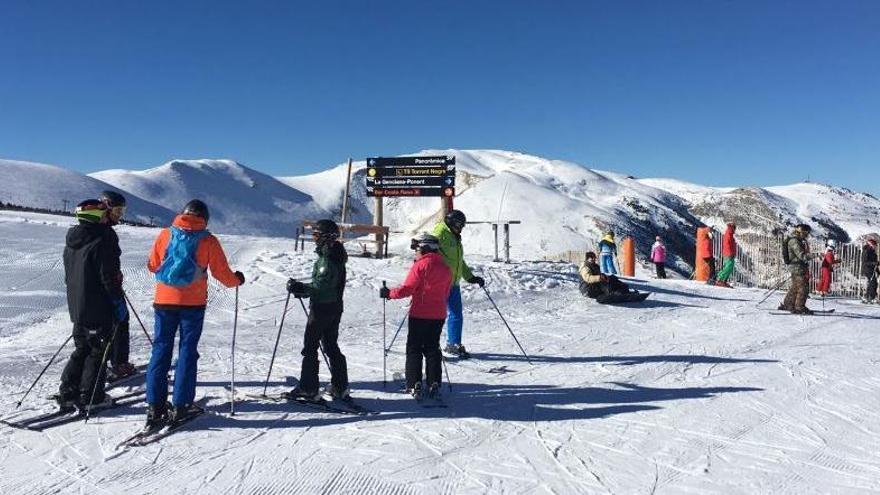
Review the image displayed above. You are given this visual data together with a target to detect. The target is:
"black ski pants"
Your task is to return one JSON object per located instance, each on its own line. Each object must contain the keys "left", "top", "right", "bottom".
{"left": 299, "top": 307, "right": 348, "bottom": 394}
{"left": 866, "top": 272, "right": 878, "bottom": 301}
{"left": 654, "top": 262, "right": 667, "bottom": 279}
{"left": 60, "top": 324, "right": 110, "bottom": 403}
{"left": 110, "top": 317, "right": 130, "bottom": 366}
{"left": 405, "top": 317, "right": 444, "bottom": 389}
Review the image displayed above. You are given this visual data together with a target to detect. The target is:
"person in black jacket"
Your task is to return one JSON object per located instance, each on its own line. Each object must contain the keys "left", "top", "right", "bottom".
{"left": 862, "top": 238, "right": 878, "bottom": 303}
{"left": 57, "top": 198, "right": 129, "bottom": 410}
{"left": 578, "top": 252, "right": 631, "bottom": 298}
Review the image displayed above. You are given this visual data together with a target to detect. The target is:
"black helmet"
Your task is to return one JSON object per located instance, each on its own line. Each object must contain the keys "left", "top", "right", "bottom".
{"left": 98, "top": 190, "right": 126, "bottom": 207}
{"left": 182, "top": 199, "right": 210, "bottom": 221}
{"left": 313, "top": 219, "right": 340, "bottom": 244}
{"left": 445, "top": 209, "right": 466, "bottom": 232}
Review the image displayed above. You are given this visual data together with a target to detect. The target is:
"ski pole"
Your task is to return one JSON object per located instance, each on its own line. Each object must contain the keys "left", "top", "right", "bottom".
{"left": 262, "top": 292, "right": 291, "bottom": 396}
{"left": 482, "top": 286, "right": 533, "bottom": 365}
{"left": 124, "top": 291, "right": 153, "bottom": 346}
{"left": 16, "top": 335, "right": 73, "bottom": 409}
{"left": 441, "top": 353, "right": 452, "bottom": 392}
{"left": 757, "top": 275, "right": 789, "bottom": 306}
{"left": 230, "top": 286, "right": 239, "bottom": 416}
{"left": 298, "top": 298, "right": 331, "bottom": 370}
{"left": 85, "top": 322, "right": 125, "bottom": 422}
{"left": 385, "top": 312, "right": 407, "bottom": 353}
{"left": 382, "top": 281, "right": 387, "bottom": 389}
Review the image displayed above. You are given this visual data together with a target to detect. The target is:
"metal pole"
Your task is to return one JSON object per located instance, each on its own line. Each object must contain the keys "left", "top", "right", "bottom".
{"left": 230, "top": 286, "right": 238, "bottom": 416}
{"left": 262, "top": 292, "right": 291, "bottom": 396}
{"left": 16, "top": 335, "right": 73, "bottom": 409}
{"left": 85, "top": 322, "right": 124, "bottom": 422}
{"left": 124, "top": 292, "right": 153, "bottom": 346}
{"left": 481, "top": 286, "right": 532, "bottom": 365}
{"left": 298, "top": 298, "right": 330, "bottom": 370}
{"left": 386, "top": 312, "right": 408, "bottom": 353}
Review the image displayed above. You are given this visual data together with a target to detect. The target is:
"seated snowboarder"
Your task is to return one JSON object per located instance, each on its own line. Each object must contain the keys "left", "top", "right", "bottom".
{"left": 578, "top": 251, "right": 632, "bottom": 299}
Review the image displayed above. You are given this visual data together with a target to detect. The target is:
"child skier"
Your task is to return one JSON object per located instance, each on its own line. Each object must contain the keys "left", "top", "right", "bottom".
{"left": 144, "top": 199, "right": 244, "bottom": 429}
{"left": 598, "top": 231, "right": 617, "bottom": 275}
{"left": 650, "top": 236, "right": 667, "bottom": 279}
{"left": 286, "top": 219, "right": 350, "bottom": 401}
{"left": 380, "top": 233, "right": 452, "bottom": 399}
{"left": 817, "top": 240, "right": 840, "bottom": 296}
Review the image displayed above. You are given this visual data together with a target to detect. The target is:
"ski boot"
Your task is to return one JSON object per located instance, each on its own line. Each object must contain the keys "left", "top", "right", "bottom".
{"left": 51, "top": 392, "right": 80, "bottom": 412}
{"left": 80, "top": 394, "right": 115, "bottom": 414}
{"left": 108, "top": 362, "right": 138, "bottom": 382}
{"left": 144, "top": 402, "right": 169, "bottom": 431}
{"left": 283, "top": 387, "right": 322, "bottom": 402}
{"left": 323, "top": 384, "right": 351, "bottom": 401}
{"left": 407, "top": 382, "right": 423, "bottom": 400}
{"left": 715, "top": 280, "right": 732, "bottom": 288}
{"left": 791, "top": 307, "right": 814, "bottom": 315}
{"left": 443, "top": 344, "right": 470, "bottom": 359}
{"left": 169, "top": 403, "right": 204, "bottom": 427}
{"left": 427, "top": 382, "right": 441, "bottom": 400}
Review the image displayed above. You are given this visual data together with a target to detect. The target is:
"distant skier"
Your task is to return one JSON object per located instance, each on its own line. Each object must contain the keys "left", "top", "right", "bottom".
{"left": 817, "top": 239, "right": 840, "bottom": 296}
{"left": 97, "top": 191, "right": 138, "bottom": 381}
{"left": 597, "top": 231, "right": 617, "bottom": 275}
{"left": 57, "top": 195, "right": 128, "bottom": 411}
{"left": 578, "top": 251, "right": 633, "bottom": 299}
{"left": 433, "top": 210, "right": 484, "bottom": 359}
{"left": 698, "top": 228, "right": 716, "bottom": 285}
{"left": 861, "top": 238, "right": 878, "bottom": 304}
{"left": 144, "top": 199, "right": 244, "bottom": 429}
{"left": 650, "top": 236, "right": 667, "bottom": 279}
{"left": 779, "top": 224, "right": 813, "bottom": 314}
{"left": 715, "top": 223, "right": 737, "bottom": 288}
{"left": 380, "top": 233, "right": 452, "bottom": 399}
{"left": 286, "top": 219, "right": 350, "bottom": 401}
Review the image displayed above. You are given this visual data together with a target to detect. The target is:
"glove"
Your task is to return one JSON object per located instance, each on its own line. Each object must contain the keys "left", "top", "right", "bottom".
{"left": 235, "top": 271, "right": 245, "bottom": 285}
{"left": 287, "top": 279, "right": 307, "bottom": 297}
{"left": 469, "top": 276, "right": 485, "bottom": 288}
{"left": 112, "top": 298, "right": 128, "bottom": 322}
{"left": 379, "top": 286, "right": 390, "bottom": 299}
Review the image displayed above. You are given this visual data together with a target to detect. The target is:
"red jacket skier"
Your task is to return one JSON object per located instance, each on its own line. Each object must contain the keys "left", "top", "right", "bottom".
{"left": 817, "top": 240, "right": 840, "bottom": 295}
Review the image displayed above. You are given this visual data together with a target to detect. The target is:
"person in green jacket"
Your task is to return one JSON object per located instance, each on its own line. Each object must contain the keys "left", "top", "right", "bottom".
{"left": 286, "top": 219, "right": 350, "bottom": 400}
{"left": 432, "top": 210, "right": 484, "bottom": 358}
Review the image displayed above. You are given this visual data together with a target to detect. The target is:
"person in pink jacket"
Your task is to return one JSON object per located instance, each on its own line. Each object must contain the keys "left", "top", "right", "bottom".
{"left": 380, "top": 233, "right": 452, "bottom": 399}
{"left": 650, "top": 236, "right": 667, "bottom": 279}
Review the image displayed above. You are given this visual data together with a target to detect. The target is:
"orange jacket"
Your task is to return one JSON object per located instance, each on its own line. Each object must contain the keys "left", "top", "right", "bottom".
{"left": 148, "top": 214, "right": 240, "bottom": 307}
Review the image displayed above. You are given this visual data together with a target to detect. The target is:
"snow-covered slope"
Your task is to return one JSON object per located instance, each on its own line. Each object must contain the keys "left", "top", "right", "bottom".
{"left": 3, "top": 209, "right": 880, "bottom": 493}
{"left": 92, "top": 160, "right": 329, "bottom": 236}
{"left": 0, "top": 159, "right": 175, "bottom": 225}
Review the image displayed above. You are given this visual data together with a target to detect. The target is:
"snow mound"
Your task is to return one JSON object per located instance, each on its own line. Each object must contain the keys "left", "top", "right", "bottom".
{"left": 0, "top": 159, "right": 174, "bottom": 225}
{"left": 92, "top": 159, "right": 329, "bottom": 236}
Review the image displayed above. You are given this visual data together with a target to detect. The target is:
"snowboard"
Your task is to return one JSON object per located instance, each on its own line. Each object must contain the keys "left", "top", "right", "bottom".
{"left": 595, "top": 292, "right": 650, "bottom": 305}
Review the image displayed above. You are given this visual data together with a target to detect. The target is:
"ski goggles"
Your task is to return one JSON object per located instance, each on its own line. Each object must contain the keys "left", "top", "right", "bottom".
{"left": 75, "top": 204, "right": 106, "bottom": 222}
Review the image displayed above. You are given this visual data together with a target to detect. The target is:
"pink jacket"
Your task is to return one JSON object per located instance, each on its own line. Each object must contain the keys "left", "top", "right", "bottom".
{"left": 650, "top": 242, "right": 666, "bottom": 263}
{"left": 389, "top": 252, "right": 452, "bottom": 320}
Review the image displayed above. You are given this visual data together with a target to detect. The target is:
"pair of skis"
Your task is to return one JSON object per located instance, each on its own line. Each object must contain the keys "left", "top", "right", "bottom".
{"left": 768, "top": 308, "right": 836, "bottom": 316}
{"left": 246, "top": 391, "right": 376, "bottom": 416}
{"left": 116, "top": 405, "right": 206, "bottom": 449}
{"left": 391, "top": 373, "right": 448, "bottom": 409}
{"left": 1, "top": 389, "right": 146, "bottom": 431}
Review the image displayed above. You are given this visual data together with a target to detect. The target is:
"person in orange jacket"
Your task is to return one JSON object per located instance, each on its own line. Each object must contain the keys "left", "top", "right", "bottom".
{"left": 698, "top": 228, "right": 716, "bottom": 285}
{"left": 143, "top": 199, "right": 244, "bottom": 430}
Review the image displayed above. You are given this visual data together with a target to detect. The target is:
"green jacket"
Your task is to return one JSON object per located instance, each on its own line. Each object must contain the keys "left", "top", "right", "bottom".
{"left": 432, "top": 221, "right": 474, "bottom": 286}
{"left": 786, "top": 235, "right": 809, "bottom": 275}
{"left": 305, "top": 241, "right": 347, "bottom": 309}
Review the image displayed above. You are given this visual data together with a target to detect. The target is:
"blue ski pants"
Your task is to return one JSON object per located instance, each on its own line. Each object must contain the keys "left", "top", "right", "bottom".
{"left": 146, "top": 307, "right": 205, "bottom": 407}
{"left": 600, "top": 254, "right": 617, "bottom": 275}
{"left": 445, "top": 285, "right": 464, "bottom": 346}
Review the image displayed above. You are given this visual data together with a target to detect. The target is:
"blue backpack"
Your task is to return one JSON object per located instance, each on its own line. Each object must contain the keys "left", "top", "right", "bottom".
{"left": 155, "top": 227, "right": 211, "bottom": 287}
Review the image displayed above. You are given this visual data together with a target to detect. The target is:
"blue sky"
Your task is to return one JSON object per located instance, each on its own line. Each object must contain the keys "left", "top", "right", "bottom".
{"left": 1, "top": 1, "right": 878, "bottom": 195}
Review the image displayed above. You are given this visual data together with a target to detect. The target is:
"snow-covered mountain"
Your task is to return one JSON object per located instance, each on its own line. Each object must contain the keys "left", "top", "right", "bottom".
{"left": 91, "top": 159, "right": 329, "bottom": 237}
{"left": 0, "top": 159, "right": 175, "bottom": 225}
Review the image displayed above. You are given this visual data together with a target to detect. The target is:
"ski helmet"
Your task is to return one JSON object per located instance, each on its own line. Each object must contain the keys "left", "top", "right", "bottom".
{"left": 410, "top": 232, "right": 440, "bottom": 253}
{"left": 795, "top": 224, "right": 812, "bottom": 236}
{"left": 312, "top": 219, "right": 340, "bottom": 244}
{"left": 826, "top": 239, "right": 837, "bottom": 249}
{"left": 181, "top": 199, "right": 210, "bottom": 221}
{"left": 98, "top": 190, "right": 126, "bottom": 207}
{"left": 445, "top": 209, "right": 466, "bottom": 231}
{"left": 75, "top": 199, "right": 106, "bottom": 223}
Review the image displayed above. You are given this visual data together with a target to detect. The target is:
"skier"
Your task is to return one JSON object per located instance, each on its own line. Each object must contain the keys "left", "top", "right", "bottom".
{"left": 861, "top": 238, "right": 878, "bottom": 304}
{"left": 578, "top": 251, "right": 634, "bottom": 299}
{"left": 716, "top": 222, "right": 737, "bottom": 288}
{"left": 432, "top": 210, "right": 484, "bottom": 359}
{"left": 817, "top": 239, "right": 840, "bottom": 296}
{"left": 698, "top": 228, "right": 716, "bottom": 285}
{"left": 57, "top": 196, "right": 128, "bottom": 411}
{"left": 650, "top": 236, "right": 667, "bottom": 279}
{"left": 286, "top": 219, "right": 350, "bottom": 401}
{"left": 779, "top": 224, "right": 813, "bottom": 314}
{"left": 597, "top": 231, "right": 617, "bottom": 275}
{"left": 98, "top": 191, "right": 139, "bottom": 381}
{"left": 144, "top": 200, "right": 244, "bottom": 429}
{"left": 379, "top": 233, "right": 452, "bottom": 399}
